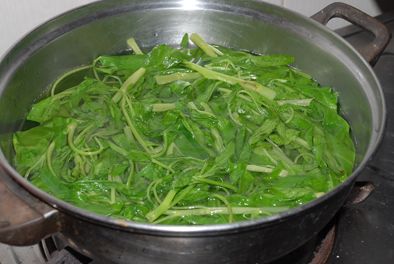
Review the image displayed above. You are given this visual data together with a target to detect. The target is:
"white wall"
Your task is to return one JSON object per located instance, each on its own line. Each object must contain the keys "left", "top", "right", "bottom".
{"left": 0, "top": 0, "right": 383, "bottom": 57}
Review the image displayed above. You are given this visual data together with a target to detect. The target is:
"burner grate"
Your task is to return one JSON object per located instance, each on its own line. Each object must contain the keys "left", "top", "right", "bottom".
{"left": 39, "top": 237, "right": 92, "bottom": 264}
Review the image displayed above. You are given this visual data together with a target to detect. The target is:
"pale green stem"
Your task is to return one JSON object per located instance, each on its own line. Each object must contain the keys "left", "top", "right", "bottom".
{"left": 218, "top": 87, "right": 232, "bottom": 95}
{"left": 51, "top": 65, "right": 92, "bottom": 96}
{"left": 212, "top": 194, "right": 233, "bottom": 223}
{"left": 120, "top": 98, "right": 152, "bottom": 153}
{"left": 152, "top": 214, "right": 180, "bottom": 224}
{"left": 184, "top": 61, "right": 276, "bottom": 100}
{"left": 152, "top": 103, "right": 177, "bottom": 112}
{"left": 126, "top": 161, "right": 134, "bottom": 188}
{"left": 112, "top": 67, "right": 146, "bottom": 103}
{"left": 211, "top": 128, "right": 225, "bottom": 153}
{"left": 46, "top": 141, "right": 57, "bottom": 177}
{"left": 277, "top": 99, "right": 313, "bottom": 106}
{"left": 151, "top": 132, "right": 169, "bottom": 158}
{"left": 67, "top": 123, "right": 104, "bottom": 156}
{"left": 107, "top": 141, "right": 129, "bottom": 156}
{"left": 237, "top": 89, "right": 266, "bottom": 114}
{"left": 152, "top": 179, "right": 163, "bottom": 204}
{"left": 283, "top": 107, "right": 295, "bottom": 124}
{"left": 246, "top": 164, "right": 274, "bottom": 173}
{"left": 151, "top": 158, "right": 175, "bottom": 173}
{"left": 193, "top": 177, "right": 237, "bottom": 192}
{"left": 170, "top": 184, "right": 195, "bottom": 207}
{"left": 109, "top": 175, "right": 116, "bottom": 204}
{"left": 146, "top": 190, "right": 177, "bottom": 222}
{"left": 127, "top": 38, "right": 143, "bottom": 55}
{"left": 165, "top": 206, "right": 289, "bottom": 217}
{"left": 227, "top": 101, "right": 242, "bottom": 126}
{"left": 146, "top": 180, "right": 158, "bottom": 204}
{"left": 294, "top": 152, "right": 315, "bottom": 164}
{"left": 187, "top": 102, "right": 216, "bottom": 117}
{"left": 155, "top": 72, "right": 201, "bottom": 85}
{"left": 294, "top": 137, "right": 311, "bottom": 150}
{"left": 24, "top": 154, "right": 46, "bottom": 178}
{"left": 190, "top": 33, "right": 222, "bottom": 57}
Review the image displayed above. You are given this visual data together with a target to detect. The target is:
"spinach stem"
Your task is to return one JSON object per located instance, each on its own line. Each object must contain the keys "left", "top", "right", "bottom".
{"left": 51, "top": 65, "right": 92, "bottom": 96}
{"left": 146, "top": 189, "right": 177, "bottom": 222}
{"left": 193, "top": 177, "right": 237, "bottom": 192}
{"left": 165, "top": 206, "right": 289, "bottom": 217}
{"left": 170, "top": 184, "right": 195, "bottom": 207}
{"left": 152, "top": 179, "right": 163, "bottom": 204}
{"left": 152, "top": 103, "right": 177, "bottom": 112}
{"left": 120, "top": 98, "right": 152, "bottom": 153}
{"left": 127, "top": 38, "right": 144, "bottom": 55}
{"left": 211, "top": 128, "right": 225, "bottom": 152}
{"left": 155, "top": 72, "right": 201, "bottom": 85}
{"left": 146, "top": 180, "right": 157, "bottom": 204}
{"left": 277, "top": 99, "right": 313, "bottom": 106}
{"left": 151, "top": 132, "right": 169, "bottom": 158}
{"left": 184, "top": 61, "right": 276, "bottom": 100}
{"left": 112, "top": 67, "right": 146, "bottom": 103}
{"left": 107, "top": 141, "right": 129, "bottom": 156}
{"left": 190, "top": 33, "right": 223, "bottom": 57}
{"left": 46, "top": 141, "right": 57, "bottom": 177}
{"left": 109, "top": 175, "right": 116, "bottom": 204}
{"left": 24, "top": 154, "right": 46, "bottom": 179}
{"left": 213, "top": 194, "right": 233, "bottom": 223}
{"left": 67, "top": 123, "right": 104, "bottom": 156}
{"left": 151, "top": 158, "right": 174, "bottom": 173}
{"left": 126, "top": 161, "right": 134, "bottom": 188}
{"left": 152, "top": 214, "right": 180, "bottom": 224}
{"left": 246, "top": 164, "right": 274, "bottom": 173}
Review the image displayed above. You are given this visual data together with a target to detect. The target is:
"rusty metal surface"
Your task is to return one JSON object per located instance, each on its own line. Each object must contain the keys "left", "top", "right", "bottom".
{"left": 345, "top": 182, "right": 375, "bottom": 205}
{"left": 310, "top": 226, "right": 336, "bottom": 264}
{"left": 312, "top": 2, "right": 391, "bottom": 64}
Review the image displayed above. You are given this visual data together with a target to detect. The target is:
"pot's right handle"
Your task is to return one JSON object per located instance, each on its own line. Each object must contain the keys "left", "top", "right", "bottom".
{"left": 312, "top": 2, "right": 391, "bottom": 64}
{"left": 0, "top": 170, "right": 60, "bottom": 246}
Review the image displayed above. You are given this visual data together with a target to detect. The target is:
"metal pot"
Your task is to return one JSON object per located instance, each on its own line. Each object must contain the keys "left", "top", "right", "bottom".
{"left": 0, "top": 1, "right": 390, "bottom": 263}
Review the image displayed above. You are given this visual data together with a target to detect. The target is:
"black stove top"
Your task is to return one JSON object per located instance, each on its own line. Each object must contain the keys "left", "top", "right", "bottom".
{"left": 2, "top": 13, "right": 394, "bottom": 264}
{"left": 328, "top": 14, "right": 394, "bottom": 264}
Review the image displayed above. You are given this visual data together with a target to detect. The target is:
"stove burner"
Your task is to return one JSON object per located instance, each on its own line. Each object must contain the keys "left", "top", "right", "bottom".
{"left": 39, "top": 237, "right": 92, "bottom": 264}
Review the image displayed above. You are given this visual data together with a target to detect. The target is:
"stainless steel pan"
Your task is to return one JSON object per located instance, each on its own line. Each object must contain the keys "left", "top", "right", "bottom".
{"left": 0, "top": 1, "right": 390, "bottom": 263}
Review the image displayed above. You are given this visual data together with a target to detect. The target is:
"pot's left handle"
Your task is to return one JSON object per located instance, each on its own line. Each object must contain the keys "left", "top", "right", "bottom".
{"left": 312, "top": 2, "right": 391, "bottom": 64}
{"left": 0, "top": 171, "right": 60, "bottom": 246}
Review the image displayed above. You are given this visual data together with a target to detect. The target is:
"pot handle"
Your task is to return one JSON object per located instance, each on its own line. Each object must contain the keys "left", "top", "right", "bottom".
{"left": 0, "top": 170, "right": 60, "bottom": 246}
{"left": 311, "top": 2, "right": 391, "bottom": 64}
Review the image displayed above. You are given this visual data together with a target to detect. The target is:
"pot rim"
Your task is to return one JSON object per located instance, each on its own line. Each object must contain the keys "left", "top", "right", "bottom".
{"left": 0, "top": 0, "right": 386, "bottom": 235}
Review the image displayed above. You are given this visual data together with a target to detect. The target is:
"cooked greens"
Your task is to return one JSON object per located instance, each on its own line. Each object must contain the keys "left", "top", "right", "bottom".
{"left": 13, "top": 33, "right": 355, "bottom": 225}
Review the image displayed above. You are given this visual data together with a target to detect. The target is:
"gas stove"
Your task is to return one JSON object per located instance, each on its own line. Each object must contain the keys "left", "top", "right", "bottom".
{"left": 1, "top": 13, "right": 394, "bottom": 264}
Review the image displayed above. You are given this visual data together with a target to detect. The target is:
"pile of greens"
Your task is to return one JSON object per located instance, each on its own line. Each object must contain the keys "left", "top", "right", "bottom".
{"left": 13, "top": 33, "right": 355, "bottom": 225}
